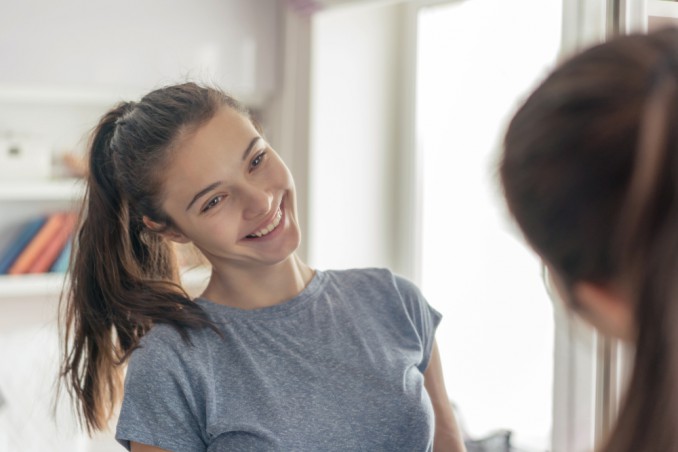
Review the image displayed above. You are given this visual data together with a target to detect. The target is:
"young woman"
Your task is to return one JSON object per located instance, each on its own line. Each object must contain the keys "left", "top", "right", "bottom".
{"left": 59, "top": 83, "right": 465, "bottom": 451}
{"left": 500, "top": 27, "right": 678, "bottom": 451}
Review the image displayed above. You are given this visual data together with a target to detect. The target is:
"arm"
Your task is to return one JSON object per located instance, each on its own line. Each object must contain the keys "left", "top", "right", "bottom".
{"left": 131, "top": 442, "right": 171, "bottom": 452}
{"left": 424, "top": 340, "right": 467, "bottom": 452}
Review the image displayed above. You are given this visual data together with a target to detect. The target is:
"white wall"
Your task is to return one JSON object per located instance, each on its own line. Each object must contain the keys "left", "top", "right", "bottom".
{"left": 0, "top": 0, "right": 279, "bottom": 107}
{"left": 308, "top": 2, "right": 403, "bottom": 271}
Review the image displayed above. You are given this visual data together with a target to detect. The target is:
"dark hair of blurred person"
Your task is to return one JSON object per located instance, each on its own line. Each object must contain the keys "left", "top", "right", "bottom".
{"left": 501, "top": 27, "right": 678, "bottom": 452}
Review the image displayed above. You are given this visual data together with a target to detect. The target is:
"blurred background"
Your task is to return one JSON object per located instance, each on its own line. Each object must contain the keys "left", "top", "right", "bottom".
{"left": 0, "top": 0, "right": 674, "bottom": 451}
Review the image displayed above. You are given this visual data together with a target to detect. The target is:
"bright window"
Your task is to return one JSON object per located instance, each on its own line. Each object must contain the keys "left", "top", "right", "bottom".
{"left": 416, "top": 1, "right": 562, "bottom": 449}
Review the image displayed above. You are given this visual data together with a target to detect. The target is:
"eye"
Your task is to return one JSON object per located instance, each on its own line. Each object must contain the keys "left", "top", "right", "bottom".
{"left": 250, "top": 151, "right": 267, "bottom": 170}
{"left": 201, "top": 195, "right": 224, "bottom": 213}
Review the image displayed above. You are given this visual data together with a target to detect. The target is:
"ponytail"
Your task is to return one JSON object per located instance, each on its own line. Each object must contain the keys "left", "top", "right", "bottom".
{"left": 59, "top": 84, "right": 228, "bottom": 433}
{"left": 601, "top": 43, "right": 678, "bottom": 452}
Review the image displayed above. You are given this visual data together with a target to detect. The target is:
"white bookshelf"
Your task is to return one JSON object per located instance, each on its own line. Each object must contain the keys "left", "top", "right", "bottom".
{"left": 0, "top": 273, "right": 67, "bottom": 298}
{"left": 0, "top": 265, "right": 211, "bottom": 300}
{"left": 0, "top": 179, "right": 84, "bottom": 268}
{"left": 0, "top": 179, "right": 85, "bottom": 201}
{"left": 0, "top": 175, "right": 211, "bottom": 299}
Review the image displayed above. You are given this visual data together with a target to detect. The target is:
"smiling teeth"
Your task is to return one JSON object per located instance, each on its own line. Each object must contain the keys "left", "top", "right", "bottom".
{"left": 249, "top": 209, "right": 282, "bottom": 238}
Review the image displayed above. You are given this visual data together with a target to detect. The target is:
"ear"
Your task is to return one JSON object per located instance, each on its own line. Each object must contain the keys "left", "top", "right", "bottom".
{"left": 572, "top": 282, "right": 635, "bottom": 341}
{"left": 142, "top": 216, "right": 191, "bottom": 244}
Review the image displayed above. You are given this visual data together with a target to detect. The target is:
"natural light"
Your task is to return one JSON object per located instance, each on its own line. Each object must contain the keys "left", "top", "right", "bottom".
{"left": 417, "top": 1, "right": 562, "bottom": 449}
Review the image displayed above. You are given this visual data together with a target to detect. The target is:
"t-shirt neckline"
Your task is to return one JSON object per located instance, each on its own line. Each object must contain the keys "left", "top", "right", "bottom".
{"left": 194, "top": 269, "right": 326, "bottom": 319}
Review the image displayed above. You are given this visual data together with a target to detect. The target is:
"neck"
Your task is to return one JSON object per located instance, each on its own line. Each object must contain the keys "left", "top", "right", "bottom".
{"left": 201, "top": 254, "right": 315, "bottom": 309}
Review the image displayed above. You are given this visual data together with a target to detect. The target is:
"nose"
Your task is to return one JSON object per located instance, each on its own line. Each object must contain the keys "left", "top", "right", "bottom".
{"left": 241, "top": 182, "right": 273, "bottom": 220}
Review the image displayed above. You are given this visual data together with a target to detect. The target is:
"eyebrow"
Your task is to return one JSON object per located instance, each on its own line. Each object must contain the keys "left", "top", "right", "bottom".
{"left": 242, "top": 136, "right": 262, "bottom": 161}
{"left": 185, "top": 136, "right": 262, "bottom": 211}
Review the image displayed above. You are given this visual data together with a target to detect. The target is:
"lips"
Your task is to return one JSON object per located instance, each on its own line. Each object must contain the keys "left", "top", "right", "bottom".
{"left": 246, "top": 207, "right": 283, "bottom": 238}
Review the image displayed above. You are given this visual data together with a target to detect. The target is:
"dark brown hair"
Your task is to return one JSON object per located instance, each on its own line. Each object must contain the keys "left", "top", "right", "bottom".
{"left": 500, "top": 28, "right": 678, "bottom": 451}
{"left": 59, "top": 83, "right": 247, "bottom": 433}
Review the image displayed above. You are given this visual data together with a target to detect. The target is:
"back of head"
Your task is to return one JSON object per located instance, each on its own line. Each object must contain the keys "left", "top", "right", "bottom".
{"left": 61, "top": 82, "right": 245, "bottom": 433}
{"left": 500, "top": 28, "right": 678, "bottom": 451}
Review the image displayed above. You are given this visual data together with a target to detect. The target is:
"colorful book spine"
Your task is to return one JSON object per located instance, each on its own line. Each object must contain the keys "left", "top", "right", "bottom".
{"left": 0, "top": 216, "right": 47, "bottom": 274}
{"left": 8, "top": 212, "right": 67, "bottom": 275}
{"left": 49, "top": 239, "right": 72, "bottom": 273}
{"left": 26, "top": 212, "right": 77, "bottom": 274}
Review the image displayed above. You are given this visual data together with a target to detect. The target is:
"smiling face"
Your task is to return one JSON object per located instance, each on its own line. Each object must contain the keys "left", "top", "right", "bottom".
{"left": 156, "top": 106, "right": 302, "bottom": 270}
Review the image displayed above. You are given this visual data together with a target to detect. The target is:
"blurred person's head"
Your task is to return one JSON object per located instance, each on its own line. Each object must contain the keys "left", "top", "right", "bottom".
{"left": 500, "top": 27, "right": 678, "bottom": 451}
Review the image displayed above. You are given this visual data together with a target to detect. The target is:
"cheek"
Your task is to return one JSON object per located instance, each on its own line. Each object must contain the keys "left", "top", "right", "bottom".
{"left": 207, "top": 212, "right": 242, "bottom": 235}
{"left": 184, "top": 212, "right": 239, "bottom": 243}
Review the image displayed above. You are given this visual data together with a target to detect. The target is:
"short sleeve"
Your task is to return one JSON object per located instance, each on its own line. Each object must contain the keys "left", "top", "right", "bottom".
{"left": 115, "top": 327, "right": 207, "bottom": 452}
{"left": 393, "top": 274, "right": 442, "bottom": 373}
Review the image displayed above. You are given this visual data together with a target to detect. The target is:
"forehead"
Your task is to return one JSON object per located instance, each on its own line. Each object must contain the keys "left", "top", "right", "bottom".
{"left": 160, "top": 107, "right": 259, "bottom": 201}
{"left": 175, "top": 106, "right": 255, "bottom": 154}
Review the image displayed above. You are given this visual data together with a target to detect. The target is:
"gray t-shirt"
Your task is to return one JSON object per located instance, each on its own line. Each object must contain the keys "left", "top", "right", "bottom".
{"left": 116, "top": 268, "right": 442, "bottom": 451}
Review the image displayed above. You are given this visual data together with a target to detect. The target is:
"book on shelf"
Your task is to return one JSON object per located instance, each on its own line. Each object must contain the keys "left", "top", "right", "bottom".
{"left": 49, "top": 239, "right": 72, "bottom": 274}
{"left": 26, "top": 212, "right": 77, "bottom": 274}
{"left": 5, "top": 212, "right": 76, "bottom": 275}
{"left": 0, "top": 216, "right": 47, "bottom": 274}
